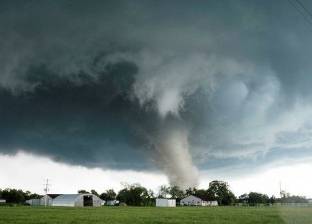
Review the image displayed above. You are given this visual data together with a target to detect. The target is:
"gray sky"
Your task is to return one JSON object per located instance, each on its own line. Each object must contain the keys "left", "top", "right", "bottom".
{"left": 1, "top": 0, "right": 312, "bottom": 194}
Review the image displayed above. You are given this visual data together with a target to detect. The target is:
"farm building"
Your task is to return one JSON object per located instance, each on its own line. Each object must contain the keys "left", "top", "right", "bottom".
{"left": 41, "top": 194, "right": 60, "bottom": 206}
{"left": 180, "top": 195, "right": 218, "bottom": 206}
{"left": 52, "top": 194, "right": 103, "bottom": 207}
{"left": 156, "top": 198, "right": 176, "bottom": 207}
{"left": 26, "top": 194, "right": 60, "bottom": 206}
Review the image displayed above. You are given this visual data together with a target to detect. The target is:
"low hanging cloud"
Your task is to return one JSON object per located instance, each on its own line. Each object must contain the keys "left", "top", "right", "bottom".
{"left": 1, "top": 0, "right": 312, "bottom": 188}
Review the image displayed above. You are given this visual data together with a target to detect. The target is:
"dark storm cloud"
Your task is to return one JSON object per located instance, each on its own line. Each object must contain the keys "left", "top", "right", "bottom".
{"left": 1, "top": 0, "right": 312, "bottom": 186}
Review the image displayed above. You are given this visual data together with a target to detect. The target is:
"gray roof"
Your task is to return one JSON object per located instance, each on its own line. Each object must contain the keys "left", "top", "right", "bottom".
{"left": 181, "top": 195, "right": 203, "bottom": 201}
{"left": 53, "top": 194, "right": 80, "bottom": 201}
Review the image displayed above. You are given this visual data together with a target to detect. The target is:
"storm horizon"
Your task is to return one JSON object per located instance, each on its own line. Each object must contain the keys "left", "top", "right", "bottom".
{"left": 1, "top": 0, "right": 312, "bottom": 197}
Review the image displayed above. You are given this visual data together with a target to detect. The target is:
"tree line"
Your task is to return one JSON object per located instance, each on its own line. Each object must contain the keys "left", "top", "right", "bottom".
{"left": 0, "top": 189, "right": 41, "bottom": 204}
{"left": 1, "top": 180, "right": 309, "bottom": 206}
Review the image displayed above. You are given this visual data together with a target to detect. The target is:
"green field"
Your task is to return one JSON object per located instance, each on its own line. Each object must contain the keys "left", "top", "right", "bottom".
{"left": 0, "top": 206, "right": 311, "bottom": 224}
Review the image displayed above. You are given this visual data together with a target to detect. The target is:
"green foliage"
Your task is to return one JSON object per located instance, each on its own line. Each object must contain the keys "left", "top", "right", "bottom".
{"left": 78, "top": 190, "right": 90, "bottom": 194}
{"left": 117, "top": 184, "right": 154, "bottom": 206}
{"left": 194, "top": 189, "right": 208, "bottom": 201}
{"left": 100, "top": 189, "right": 117, "bottom": 201}
{"left": 169, "top": 186, "right": 185, "bottom": 200}
{"left": 207, "top": 180, "right": 236, "bottom": 205}
{"left": 1, "top": 189, "right": 25, "bottom": 204}
{"left": 0, "top": 188, "right": 42, "bottom": 204}
{"left": 158, "top": 185, "right": 170, "bottom": 198}
{"left": 90, "top": 190, "right": 99, "bottom": 197}
{"left": 247, "top": 192, "right": 270, "bottom": 205}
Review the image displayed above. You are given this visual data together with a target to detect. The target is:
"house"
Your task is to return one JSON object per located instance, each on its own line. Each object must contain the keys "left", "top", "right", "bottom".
{"left": 52, "top": 193, "right": 103, "bottom": 207}
{"left": 180, "top": 195, "right": 218, "bottom": 206}
{"left": 156, "top": 198, "right": 176, "bottom": 207}
{"left": 0, "top": 199, "right": 6, "bottom": 204}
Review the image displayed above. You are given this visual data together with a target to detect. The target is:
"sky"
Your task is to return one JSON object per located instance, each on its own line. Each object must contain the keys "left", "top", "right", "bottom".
{"left": 1, "top": 0, "right": 312, "bottom": 197}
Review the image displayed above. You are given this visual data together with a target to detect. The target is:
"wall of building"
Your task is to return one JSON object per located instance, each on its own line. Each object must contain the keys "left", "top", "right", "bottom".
{"left": 156, "top": 198, "right": 176, "bottom": 207}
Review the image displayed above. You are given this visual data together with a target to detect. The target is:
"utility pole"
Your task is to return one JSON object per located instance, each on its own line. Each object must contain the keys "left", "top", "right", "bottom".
{"left": 279, "top": 181, "right": 282, "bottom": 198}
{"left": 43, "top": 179, "right": 50, "bottom": 207}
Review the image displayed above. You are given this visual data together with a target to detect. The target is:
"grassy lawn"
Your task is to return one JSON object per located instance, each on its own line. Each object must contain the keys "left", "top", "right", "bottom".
{"left": 0, "top": 206, "right": 311, "bottom": 224}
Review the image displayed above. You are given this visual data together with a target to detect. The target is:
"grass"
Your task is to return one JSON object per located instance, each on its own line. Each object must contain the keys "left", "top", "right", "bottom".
{"left": 0, "top": 206, "right": 311, "bottom": 224}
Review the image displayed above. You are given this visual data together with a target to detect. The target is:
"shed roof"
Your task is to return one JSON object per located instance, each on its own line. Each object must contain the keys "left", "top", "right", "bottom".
{"left": 47, "top": 194, "right": 61, "bottom": 199}
{"left": 181, "top": 195, "right": 203, "bottom": 201}
{"left": 53, "top": 194, "right": 80, "bottom": 201}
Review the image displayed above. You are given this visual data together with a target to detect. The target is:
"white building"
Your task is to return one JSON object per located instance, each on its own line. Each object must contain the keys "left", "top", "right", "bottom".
{"left": 0, "top": 199, "right": 6, "bottom": 203}
{"left": 26, "top": 194, "right": 60, "bottom": 206}
{"left": 52, "top": 194, "right": 103, "bottom": 207}
{"left": 208, "top": 201, "right": 218, "bottom": 206}
{"left": 180, "top": 195, "right": 218, "bottom": 206}
{"left": 156, "top": 198, "right": 176, "bottom": 207}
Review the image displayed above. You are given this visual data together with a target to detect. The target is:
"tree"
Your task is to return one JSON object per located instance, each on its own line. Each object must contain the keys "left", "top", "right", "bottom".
{"left": 100, "top": 189, "right": 116, "bottom": 201}
{"left": 24, "top": 191, "right": 41, "bottom": 200}
{"left": 194, "top": 189, "right": 208, "bottom": 201}
{"left": 168, "top": 186, "right": 185, "bottom": 200}
{"left": 269, "top": 195, "right": 276, "bottom": 204}
{"left": 1, "top": 189, "right": 25, "bottom": 204}
{"left": 185, "top": 187, "right": 196, "bottom": 196}
{"left": 247, "top": 192, "right": 269, "bottom": 205}
{"left": 117, "top": 184, "right": 154, "bottom": 206}
{"left": 158, "top": 185, "right": 170, "bottom": 198}
{"left": 91, "top": 190, "right": 99, "bottom": 197}
{"left": 238, "top": 192, "right": 270, "bottom": 205}
{"left": 207, "top": 180, "right": 236, "bottom": 205}
{"left": 238, "top": 193, "right": 249, "bottom": 204}
{"left": 78, "top": 190, "right": 89, "bottom": 194}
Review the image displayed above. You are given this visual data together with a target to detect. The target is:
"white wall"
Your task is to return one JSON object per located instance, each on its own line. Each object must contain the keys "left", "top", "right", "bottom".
{"left": 156, "top": 198, "right": 176, "bottom": 207}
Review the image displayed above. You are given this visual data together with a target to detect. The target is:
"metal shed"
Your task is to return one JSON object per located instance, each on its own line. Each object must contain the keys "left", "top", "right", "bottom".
{"left": 52, "top": 194, "right": 103, "bottom": 207}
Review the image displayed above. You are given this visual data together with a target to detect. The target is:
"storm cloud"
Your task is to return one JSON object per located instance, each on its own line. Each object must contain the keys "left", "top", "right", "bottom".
{"left": 1, "top": 0, "right": 312, "bottom": 188}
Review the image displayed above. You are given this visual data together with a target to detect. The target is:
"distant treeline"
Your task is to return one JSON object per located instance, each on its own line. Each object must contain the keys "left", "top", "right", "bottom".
{"left": 0, "top": 180, "right": 309, "bottom": 206}
{"left": 0, "top": 189, "right": 41, "bottom": 204}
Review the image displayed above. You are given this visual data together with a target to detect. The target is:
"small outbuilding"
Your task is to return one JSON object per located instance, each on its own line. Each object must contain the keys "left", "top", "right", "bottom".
{"left": 52, "top": 194, "right": 103, "bottom": 207}
{"left": 208, "top": 200, "right": 218, "bottom": 206}
{"left": 156, "top": 198, "right": 176, "bottom": 207}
